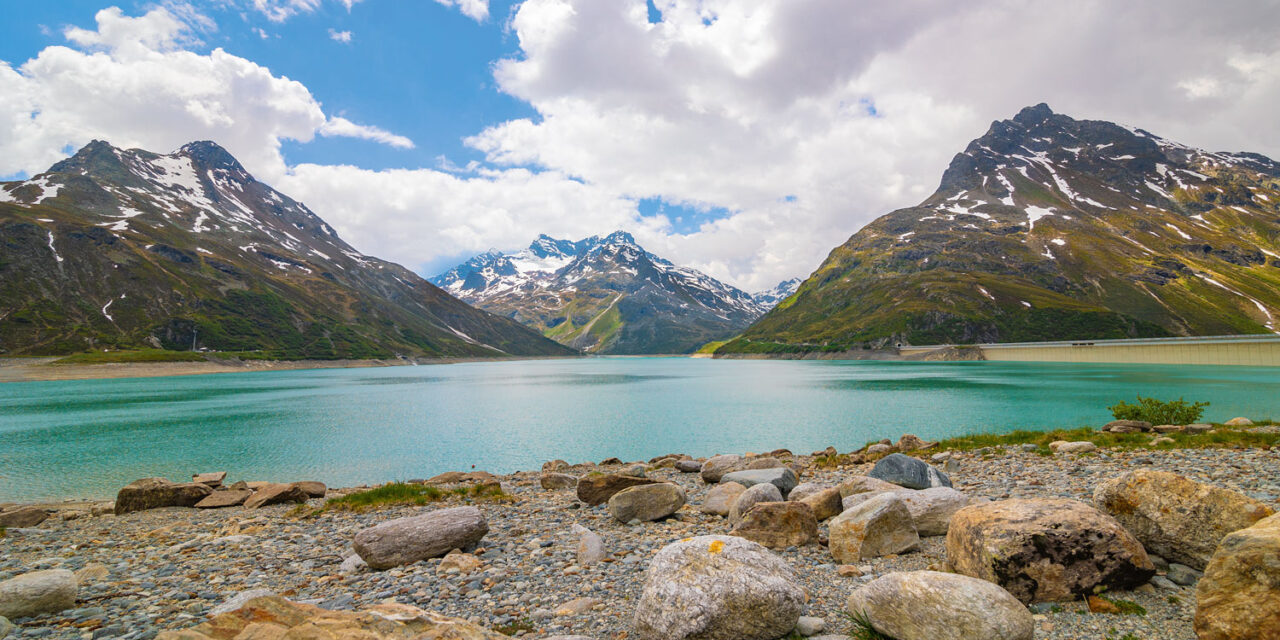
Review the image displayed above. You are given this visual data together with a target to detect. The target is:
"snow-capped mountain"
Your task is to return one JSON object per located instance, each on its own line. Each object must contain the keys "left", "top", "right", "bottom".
{"left": 753, "top": 278, "right": 803, "bottom": 309}
{"left": 432, "top": 232, "right": 766, "bottom": 354}
{"left": 728, "top": 104, "right": 1280, "bottom": 352}
{"left": 0, "top": 140, "right": 574, "bottom": 358}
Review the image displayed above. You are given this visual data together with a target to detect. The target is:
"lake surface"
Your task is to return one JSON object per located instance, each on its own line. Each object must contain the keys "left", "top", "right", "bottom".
{"left": 3, "top": 357, "right": 1278, "bottom": 502}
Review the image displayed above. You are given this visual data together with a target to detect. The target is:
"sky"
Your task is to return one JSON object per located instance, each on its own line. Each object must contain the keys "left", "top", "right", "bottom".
{"left": 2, "top": 1, "right": 1279, "bottom": 291}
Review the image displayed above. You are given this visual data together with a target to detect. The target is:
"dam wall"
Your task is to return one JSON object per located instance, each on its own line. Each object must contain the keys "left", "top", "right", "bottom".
{"left": 899, "top": 334, "right": 1280, "bottom": 367}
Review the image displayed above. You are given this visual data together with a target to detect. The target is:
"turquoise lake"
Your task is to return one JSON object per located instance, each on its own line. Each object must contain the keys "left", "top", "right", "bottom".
{"left": 2, "top": 357, "right": 1278, "bottom": 502}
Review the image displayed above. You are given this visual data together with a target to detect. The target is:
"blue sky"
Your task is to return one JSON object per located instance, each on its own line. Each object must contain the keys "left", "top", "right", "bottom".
{"left": 1, "top": 1, "right": 1277, "bottom": 289}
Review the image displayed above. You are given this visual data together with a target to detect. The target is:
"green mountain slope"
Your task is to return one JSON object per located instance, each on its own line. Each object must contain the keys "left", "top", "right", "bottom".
{"left": 723, "top": 104, "right": 1280, "bottom": 353}
{"left": 0, "top": 141, "right": 576, "bottom": 359}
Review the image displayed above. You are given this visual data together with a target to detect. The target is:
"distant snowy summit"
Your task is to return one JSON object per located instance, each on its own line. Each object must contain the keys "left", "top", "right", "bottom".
{"left": 433, "top": 232, "right": 798, "bottom": 354}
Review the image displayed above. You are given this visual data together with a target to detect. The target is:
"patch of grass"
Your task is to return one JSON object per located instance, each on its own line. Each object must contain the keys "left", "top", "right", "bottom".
{"left": 813, "top": 453, "right": 850, "bottom": 469}
{"left": 1166, "top": 595, "right": 1181, "bottom": 605}
{"left": 931, "top": 425, "right": 1280, "bottom": 453}
{"left": 0, "top": 527, "right": 6, "bottom": 539}
{"left": 315, "top": 481, "right": 510, "bottom": 514}
{"left": 494, "top": 618, "right": 534, "bottom": 636}
{"left": 846, "top": 611, "right": 894, "bottom": 640}
{"left": 53, "top": 349, "right": 209, "bottom": 364}
{"left": 1105, "top": 597, "right": 1148, "bottom": 616}
{"left": 696, "top": 339, "right": 732, "bottom": 354}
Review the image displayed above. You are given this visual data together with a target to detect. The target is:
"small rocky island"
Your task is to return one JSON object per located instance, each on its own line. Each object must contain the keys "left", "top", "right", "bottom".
{"left": 2, "top": 419, "right": 1278, "bottom": 640}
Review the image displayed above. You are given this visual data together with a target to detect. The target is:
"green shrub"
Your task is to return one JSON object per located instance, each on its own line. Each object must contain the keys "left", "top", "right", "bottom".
{"left": 1109, "top": 396, "right": 1207, "bottom": 425}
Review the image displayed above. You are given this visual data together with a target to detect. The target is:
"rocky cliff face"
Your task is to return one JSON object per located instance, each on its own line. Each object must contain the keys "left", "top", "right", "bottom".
{"left": 725, "top": 104, "right": 1280, "bottom": 353}
{"left": 0, "top": 141, "right": 575, "bottom": 358}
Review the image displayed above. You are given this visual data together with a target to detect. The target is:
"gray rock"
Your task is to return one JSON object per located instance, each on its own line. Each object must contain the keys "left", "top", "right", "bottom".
{"left": 729, "top": 482, "right": 783, "bottom": 525}
{"left": 788, "top": 482, "right": 827, "bottom": 502}
{"left": 675, "top": 459, "right": 703, "bottom": 473}
{"left": 1150, "top": 575, "right": 1179, "bottom": 591}
{"left": 1167, "top": 563, "right": 1202, "bottom": 586}
{"left": 338, "top": 554, "right": 366, "bottom": 574}
{"left": 632, "top": 535, "right": 804, "bottom": 640}
{"left": 700, "top": 454, "right": 744, "bottom": 483}
{"left": 352, "top": 506, "right": 489, "bottom": 570}
{"left": 0, "top": 507, "right": 48, "bottom": 529}
{"left": 899, "top": 487, "right": 970, "bottom": 536}
{"left": 846, "top": 571, "right": 1034, "bottom": 640}
{"left": 829, "top": 493, "right": 919, "bottom": 562}
{"left": 620, "top": 464, "right": 647, "bottom": 478}
{"left": 701, "top": 481, "right": 747, "bottom": 517}
{"left": 0, "top": 570, "right": 78, "bottom": 619}
{"left": 1102, "top": 419, "right": 1153, "bottom": 433}
{"left": 194, "top": 489, "right": 252, "bottom": 509}
{"left": 796, "top": 616, "right": 825, "bottom": 636}
{"left": 540, "top": 472, "right": 578, "bottom": 490}
{"left": 608, "top": 483, "right": 686, "bottom": 523}
{"left": 114, "top": 477, "right": 213, "bottom": 515}
{"left": 866, "top": 443, "right": 893, "bottom": 455}
{"left": 209, "top": 588, "right": 276, "bottom": 615}
{"left": 868, "top": 454, "right": 951, "bottom": 490}
{"left": 720, "top": 467, "right": 799, "bottom": 497}
{"left": 745, "top": 456, "right": 784, "bottom": 470}
{"left": 572, "top": 524, "right": 606, "bottom": 565}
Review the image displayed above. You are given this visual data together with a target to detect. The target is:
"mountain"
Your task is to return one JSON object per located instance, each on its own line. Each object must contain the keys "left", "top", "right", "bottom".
{"left": 753, "top": 278, "right": 803, "bottom": 309}
{"left": 722, "top": 104, "right": 1280, "bottom": 354}
{"left": 432, "top": 232, "right": 765, "bottom": 354}
{"left": 0, "top": 141, "right": 575, "bottom": 358}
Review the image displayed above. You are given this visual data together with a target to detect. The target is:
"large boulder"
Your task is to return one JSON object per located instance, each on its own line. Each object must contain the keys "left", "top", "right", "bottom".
{"left": 868, "top": 454, "right": 951, "bottom": 490}
{"left": 0, "top": 570, "right": 78, "bottom": 619}
{"left": 946, "top": 498, "right": 1154, "bottom": 603}
{"left": 720, "top": 468, "right": 799, "bottom": 497}
{"left": 846, "top": 571, "right": 1033, "bottom": 640}
{"left": 632, "top": 535, "right": 804, "bottom": 640}
{"left": 243, "top": 483, "right": 310, "bottom": 509}
{"left": 730, "top": 502, "right": 818, "bottom": 549}
{"left": 576, "top": 474, "right": 657, "bottom": 506}
{"left": 700, "top": 454, "right": 744, "bottom": 483}
{"left": 1094, "top": 469, "right": 1274, "bottom": 570}
{"left": 900, "top": 487, "right": 970, "bottom": 536}
{"left": 292, "top": 481, "right": 327, "bottom": 498}
{"left": 1195, "top": 513, "right": 1280, "bottom": 640}
{"left": 0, "top": 507, "right": 49, "bottom": 529}
{"left": 729, "top": 482, "right": 783, "bottom": 525}
{"left": 797, "top": 486, "right": 843, "bottom": 521}
{"left": 114, "top": 478, "right": 214, "bottom": 515}
{"left": 701, "top": 481, "right": 747, "bottom": 517}
{"left": 156, "top": 595, "right": 510, "bottom": 639}
{"left": 1102, "top": 419, "right": 1152, "bottom": 433}
{"left": 353, "top": 506, "right": 489, "bottom": 570}
{"left": 608, "top": 483, "right": 686, "bottom": 523}
{"left": 194, "top": 489, "right": 252, "bottom": 509}
{"left": 829, "top": 493, "right": 919, "bottom": 562}
{"left": 745, "top": 456, "right": 784, "bottom": 470}
{"left": 787, "top": 482, "right": 826, "bottom": 502}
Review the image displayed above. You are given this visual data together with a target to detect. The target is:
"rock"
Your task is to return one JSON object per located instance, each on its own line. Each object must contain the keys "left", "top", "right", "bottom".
{"left": 555, "top": 597, "right": 601, "bottom": 616}
{"left": 339, "top": 554, "right": 366, "bottom": 574}
{"left": 1150, "top": 436, "right": 1175, "bottom": 446}
{"left": 1086, "top": 595, "right": 1121, "bottom": 614}
{"left": 572, "top": 524, "right": 606, "bottom": 565}
{"left": 631, "top": 535, "right": 804, "bottom": 640}
{"left": 608, "top": 483, "right": 686, "bottom": 523}
{"left": 675, "top": 459, "right": 703, "bottom": 473}
{"left": 0, "top": 615, "right": 10, "bottom": 639}
{"left": 428, "top": 471, "right": 467, "bottom": 483}
{"left": 839, "top": 476, "right": 908, "bottom": 498}
{"left": 191, "top": 471, "right": 226, "bottom": 487}
{"left": 798, "top": 486, "right": 844, "bottom": 521}
{"left": 700, "top": 454, "right": 744, "bottom": 483}
{"left": 1049, "top": 440, "right": 1096, "bottom": 454}
{"left": 158, "top": 595, "right": 510, "bottom": 639}
{"left": 437, "top": 550, "right": 482, "bottom": 574}
{"left": 1103, "top": 419, "right": 1153, "bottom": 433}
{"left": 1186, "top": 423, "right": 1214, "bottom": 433}
{"left": 837, "top": 565, "right": 864, "bottom": 577}
{"left": 796, "top": 616, "right": 825, "bottom": 636}
{"left": 0, "top": 570, "right": 78, "bottom": 619}
{"left": 745, "top": 456, "right": 783, "bottom": 470}
{"left": 1153, "top": 424, "right": 1185, "bottom": 433}
{"left": 1167, "top": 563, "right": 1202, "bottom": 586}
{"left": 540, "top": 472, "right": 578, "bottom": 490}
{"left": 542, "top": 459, "right": 570, "bottom": 472}
{"left": 353, "top": 506, "right": 489, "bottom": 570}
{"left": 1094, "top": 469, "right": 1274, "bottom": 570}
{"left": 292, "top": 481, "right": 326, "bottom": 498}
{"left": 729, "top": 482, "right": 783, "bottom": 525}
{"left": 114, "top": 477, "right": 214, "bottom": 514}
{"left": 946, "top": 498, "right": 1155, "bottom": 603}
{"left": 1194, "top": 513, "right": 1280, "bottom": 640}
{"left": 0, "top": 507, "right": 48, "bottom": 529}
{"left": 899, "top": 487, "right": 970, "bottom": 536}
{"left": 720, "top": 467, "right": 799, "bottom": 497}
{"left": 787, "top": 482, "right": 825, "bottom": 502}
{"left": 866, "top": 443, "right": 893, "bottom": 455}
{"left": 845, "top": 571, "right": 1034, "bottom": 640}
{"left": 243, "top": 483, "right": 310, "bottom": 509}
{"left": 895, "top": 434, "right": 936, "bottom": 452}
{"left": 576, "top": 473, "right": 657, "bottom": 506}
{"left": 620, "top": 464, "right": 647, "bottom": 478}
{"left": 194, "top": 489, "right": 252, "bottom": 509}
{"left": 73, "top": 564, "right": 110, "bottom": 584}
{"left": 210, "top": 588, "right": 278, "bottom": 616}
{"left": 599, "top": 457, "right": 623, "bottom": 466}
{"left": 829, "top": 492, "right": 919, "bottom": 562}
{"left": 868, "top": 453, "right": 952, "bottom": 490}
{"left": 701, "top": 481, "right": 747, "bottom": 516}
{"left": 730, "top": 501, "right": 818, "bottom": 549}
{"left": 1224, "top": 417, "right": 1254, "bottom": 427}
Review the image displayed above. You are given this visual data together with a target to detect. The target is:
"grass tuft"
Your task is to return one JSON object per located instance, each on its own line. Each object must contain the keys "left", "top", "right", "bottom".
{"left": 310, "top": 481, "right": 510, "bottom": 514}
{"left": 931, "top": 425, "right": 1279, "bottom": 453}
{"left": 494, "top": 618, "right": 534, "bottom": 636}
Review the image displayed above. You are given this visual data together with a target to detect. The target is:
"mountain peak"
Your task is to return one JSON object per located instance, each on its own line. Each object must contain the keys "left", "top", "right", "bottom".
{"left": 601, "top": 230, "right": 637, "bottom": 245}
{"left": 1012, "top": 102, "right": 1054, "bottom": 126}
{"left": 178, "top": 141, "right": 247, "bottom": 174}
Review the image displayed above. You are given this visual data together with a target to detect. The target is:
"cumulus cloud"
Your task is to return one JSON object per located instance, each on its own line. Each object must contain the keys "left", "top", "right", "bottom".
{"left": 434, "top": 0, "right": 489, "bottom": 23}
{"left": 0, "top": 6, "right": 412, "bottom": 181}
{"left": 328, "top": 28, "right": 352, "bottom": 43}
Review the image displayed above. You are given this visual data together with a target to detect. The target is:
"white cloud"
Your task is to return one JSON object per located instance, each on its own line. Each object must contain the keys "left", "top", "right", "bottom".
{"left": 328, "top": 28, "right": 352, "bottom": 43}
{"left": 434, "top": 0, "right": 489, "bottom": 23}
{"left": 247, "top": 0, "right": 363, "bottom": 22}
{"left": 0, "top": 6, "right": 412, "bottom": 181}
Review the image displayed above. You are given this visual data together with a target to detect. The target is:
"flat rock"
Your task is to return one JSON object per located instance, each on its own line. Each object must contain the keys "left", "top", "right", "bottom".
{"left": 700, "top": 454, "right": 744, "bottom": 483}
{"left": 946, "top": 498, "right": 1155, "bottom": 603}
{"left": 829, "top": 492, "right": 919, "bottom": 562}
{"left": 868, "top": 454, "right": 952, "bottom": 490}
{"left": 730, "top": 501, "right": 818, "bottom": 549}
{"left": 114, "top": 478, "right": 213, "bottom": 515}
{"left": 353, "top": 506, "right": 489, "bottom": 570}
{"left": 608, "top": 483, "right": 686, "bottom": 523}
{"left": 899, "top": 487, "right": 970, "bottom": 536}
{"left": 1049, "top": 440, "right": 1097, "bottom": 454}
{"left": 243, "top": 483, "right": 309, "bottom": 509}
{"left": 292, "top": 481, "right": 326, "bottom": 498}
{"left": 194, "top": 489, "right": 252, "bottom": 509}
{"left": 191, "top": 471, "right": 226, "bottom": 487}
{"left": 0, "top": 569, "right": 78, "bottom": 619}
{"left": 540, "top": 472, "right": 578, "bottom": 490}
{"left": 839, "top": 476, "right": 908, "bottom": 498}
{"left": 1195, "top": 513, "right": 1280, "bottom": 640}
{"left": 701, "top": 481, "right": 747, "bottom": 517}
{"left": 729, "top": 482, "right": 783, "bottom": 525}
{"left": 720, "top": 467, "right": 799, "bottom": 497}
{"left": 797, "top": 486, "right": 843, "bottom": 521}
{"left": 632, "top": 535, "right": 803, "bottom": 640}
{"left": 846, "top": 571, "right": 1034, "bottom": 640}
{"left": 210, "top": 588, "right": 278, "bottom": 616}
{"left": 1094, "top": 469, "right": 1274, "bottom": 570}
{"left": 576, "top": 474, "right": 657, "bottom": 506}
{"left": 1103, "top": 419, "right": 1153, "bottom": 433}
{"left": 675, "top": 459, "right": 703, "bottom": 473}
{"left": 0, "top": 507, "right": 48, "bottom": 529}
